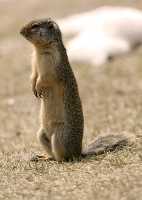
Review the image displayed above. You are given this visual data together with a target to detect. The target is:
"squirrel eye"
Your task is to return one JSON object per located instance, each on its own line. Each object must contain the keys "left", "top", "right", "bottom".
{"left": 31, "top": 24, "right": 39, "bottom": 29}
{"left": 48, "top": 22, "right": 54, "bottom": 29}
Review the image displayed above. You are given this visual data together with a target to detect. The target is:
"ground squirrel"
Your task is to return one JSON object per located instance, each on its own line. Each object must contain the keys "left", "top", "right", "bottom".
{"left": 20, "top": 18, "right": 134, "bottom": 161}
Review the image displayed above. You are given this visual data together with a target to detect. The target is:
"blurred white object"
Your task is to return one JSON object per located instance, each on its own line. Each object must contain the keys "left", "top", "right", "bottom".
{"left": 58, "top": 6, "right": 142, "bottom": 66}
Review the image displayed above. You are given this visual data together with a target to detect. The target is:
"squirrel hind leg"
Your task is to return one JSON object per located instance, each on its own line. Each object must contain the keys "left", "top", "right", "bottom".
{"left": 51, "top": 132, "right": 67, "bottom": 162}
{"left": 37, "top": 128, "right": 53, "bottom": 158}
{"left": 51, "top": 132, "right": 81, "bottom": 162}
{"left": 31, "top": 128, "right": 54, "bottom": 162}
{"left": 82, "top": 133, "right": 135, "bottom": 156}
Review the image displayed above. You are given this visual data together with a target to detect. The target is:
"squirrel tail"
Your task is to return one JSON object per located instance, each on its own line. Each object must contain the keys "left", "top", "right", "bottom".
{"left": 82, "top": 133, "right": 135, "bottom": 156}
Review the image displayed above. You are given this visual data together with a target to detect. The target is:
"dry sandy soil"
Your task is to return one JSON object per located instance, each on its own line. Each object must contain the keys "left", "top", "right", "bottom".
{"left": 0, "top": 0, "right": 142, "bottom": 199}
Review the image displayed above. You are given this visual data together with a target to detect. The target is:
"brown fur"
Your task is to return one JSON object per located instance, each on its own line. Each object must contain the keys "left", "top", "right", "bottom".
{"left": 20, "top": 19, "right": 134, "bottom": 162}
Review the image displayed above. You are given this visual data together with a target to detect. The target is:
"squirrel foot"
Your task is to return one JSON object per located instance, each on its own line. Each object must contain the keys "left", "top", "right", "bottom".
{"left": 30, "top": 154, "right": 54, "bottom": 162}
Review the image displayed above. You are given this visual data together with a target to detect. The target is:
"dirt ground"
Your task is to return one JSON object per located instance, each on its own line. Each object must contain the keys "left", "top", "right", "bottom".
{"left": 0, "top": 0, "right": 142, "bottom": 199}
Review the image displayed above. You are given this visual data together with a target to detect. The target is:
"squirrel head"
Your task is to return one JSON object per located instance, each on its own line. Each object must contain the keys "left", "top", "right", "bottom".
{"left": 20, "top": 18, "right": 62, "bottom": 47}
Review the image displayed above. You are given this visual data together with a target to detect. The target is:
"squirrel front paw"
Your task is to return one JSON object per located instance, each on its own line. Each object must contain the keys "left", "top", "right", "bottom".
{"left": 36, "top": 78, "right": 49, "bottom": 98}
{"left": 32, "top": 87, "right": 38, "bottom": 97}
{"left": 31, "top": 75, "right": 38, "bottom": 98}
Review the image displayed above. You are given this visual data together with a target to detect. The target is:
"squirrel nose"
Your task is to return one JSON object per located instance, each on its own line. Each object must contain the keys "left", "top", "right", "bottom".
{"left": 20, "top": 28, "right": 24, "bottom": 35}
{"left": 20, "top": 28, "right": 28, "bottom": 36}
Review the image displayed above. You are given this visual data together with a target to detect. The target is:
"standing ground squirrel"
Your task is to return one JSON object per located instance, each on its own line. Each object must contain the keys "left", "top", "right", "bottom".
{"left": 20, "top": 19, "right": 134, "bottom": 161}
